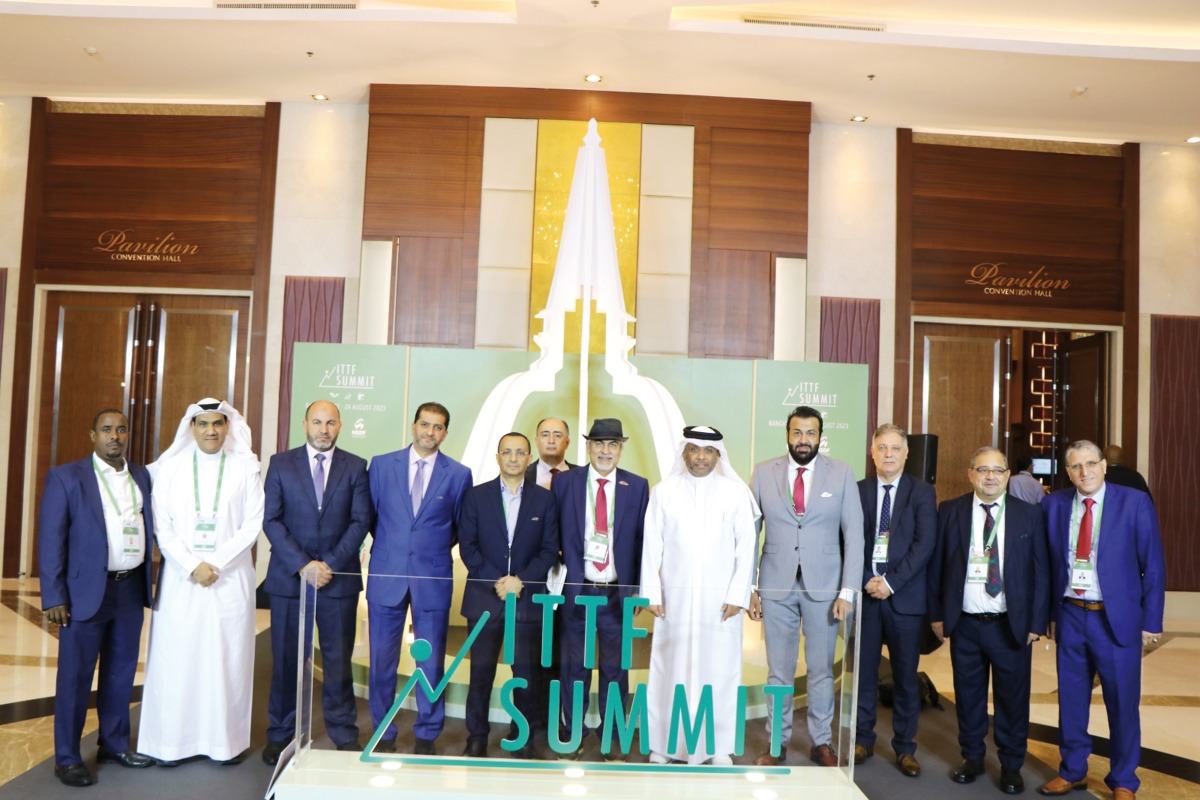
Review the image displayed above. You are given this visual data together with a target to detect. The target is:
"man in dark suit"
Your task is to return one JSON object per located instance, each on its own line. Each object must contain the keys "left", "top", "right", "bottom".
{"left": 929, "top": 446, "right": 1049, "bottom": 795}
{"left": 1037, "top": 441, "right": 1164, "bottom": 800}
{"left": 366, "top": 401, "right": 473, "bottom": 754}
{"left": 1101, "top": 444, "right": 1152, "bottom": 499}
{"left": 261, "top": 400, "right": 373, "bottom": 764}
{"left": 553, "top": 418, "right": 649, "bottom": 759}
{"left": 525, "top": 417, "right": 576, "bottom": 489}
{"left": 40, "top": 409, "right": 157, "bottom": 787}
{"left": 854, "top": 423, "right": 937, "bottom": 777}
{"left": 459, "top": 432, "right": 560, "bottom": 758}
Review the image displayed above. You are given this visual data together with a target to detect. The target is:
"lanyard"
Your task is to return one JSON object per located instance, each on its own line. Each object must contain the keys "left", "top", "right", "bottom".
{"left": 1069, "top": 494, "right": 1103, "bottom": 557}
{"left": 972, "top": 496, "right": 1007, "bottom": 553}
{"left": 93, "top": 460, "right": 140, "bottom": 517}
{"left": 193, "top": 451, "right": 227, "bottom": 517}
{"left": 588, "top": 470, "right": 616, "bottom": 530}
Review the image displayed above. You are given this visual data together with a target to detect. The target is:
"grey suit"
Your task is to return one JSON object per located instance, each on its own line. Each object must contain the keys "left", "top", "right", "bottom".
{"left": 751, "top": 453, "right": 865, "bottom": 748}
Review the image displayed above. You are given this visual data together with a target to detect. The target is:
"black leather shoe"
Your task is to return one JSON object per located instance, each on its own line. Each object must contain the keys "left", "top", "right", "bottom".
{"left": 1001, "top": 767, "right": 1025, "bottom": 794}
{"left": 951, "top": 759, "right": 985, "bottom": 784}
{"left": 214, "top": 752, "right": 245, "bottom": 766}
{"left": 464, "top": 738, "right": 487, "bottom": 758}
{"left": 335, "top": 740, "right": 361, "bottom": 752}
{"left": 413, "top": 738, "right": 436, "bottom": 756}
{"left": 97, "top": 748, "right": 155, "bottom": 768}
{"left": 54, "top": 764, "right": 94, "bottom": 787}
{"left": 155, "top": 759, "right": 183, "bottom": 768}
{"left": 375, "top": 739, "right": 397, "bottom": 754}
{"left": 262, "top": 741, "right": 287, "bottom": 765}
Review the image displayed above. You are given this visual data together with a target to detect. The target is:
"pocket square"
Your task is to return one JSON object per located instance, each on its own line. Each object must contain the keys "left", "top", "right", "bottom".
{"left": 619, "top": 481, "right": 629, "bottom": 486}
{"left": 531, "top": 516, "right": 540, "bottom": 521}
{"left": 820, "top": 491, "right": 833, "bottom": 498}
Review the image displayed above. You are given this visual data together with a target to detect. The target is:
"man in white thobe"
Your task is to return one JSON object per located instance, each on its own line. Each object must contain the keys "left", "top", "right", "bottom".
{"left": 641, "top": 426, "right": 759, "bottom": 765}
{"left": 139, "top": 398, "right": 265, "bottom": 766}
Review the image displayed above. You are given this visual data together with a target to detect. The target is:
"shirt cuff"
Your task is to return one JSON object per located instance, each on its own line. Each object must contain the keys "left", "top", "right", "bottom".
{"left": 838, "top": 587, "right": 856, "bottom": 604}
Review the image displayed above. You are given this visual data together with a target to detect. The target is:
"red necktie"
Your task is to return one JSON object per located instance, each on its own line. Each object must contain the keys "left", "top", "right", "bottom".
{"left": 793, "top": 467, "right": 807, "bottom": 515}
{"left": 596, "top": 478, "right": 610, "bottom": 570}
{"left": 1074, "top": 498, "right": 1094, "bottom": 596}
{"left": 550, "top": 467, "right": 560, "bottom": 485}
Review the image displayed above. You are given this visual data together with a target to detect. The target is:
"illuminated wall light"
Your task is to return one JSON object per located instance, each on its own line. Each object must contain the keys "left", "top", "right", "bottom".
{"left": 563, "top": 766, "right": 585, "bottom": 779}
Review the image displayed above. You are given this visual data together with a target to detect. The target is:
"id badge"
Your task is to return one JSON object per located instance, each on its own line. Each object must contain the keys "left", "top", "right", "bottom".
{"left": 872, "top": 535, "right": 889, "bottom": 562}
{"left": 121, "top": 516, "right": 143, "bottom": 557}
{"left": 967, "top": 554, "right": 988, "bottom": 583}
{"left": 585, "top": 530, "right": 610, "bottom": 564}
{"left": 1070, "top": 560, "right": 1096, "bottom": 591}
{"left": 194, "top": 515, "right": 218, "bottom": 552}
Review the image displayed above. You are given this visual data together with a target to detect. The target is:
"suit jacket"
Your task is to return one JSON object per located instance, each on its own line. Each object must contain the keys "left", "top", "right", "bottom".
{"left": 553, "top": 465, "right": 649, "bottom": 600}
{"left": 751, "top": 453, "right": 865, "bottom": 597}
{"left": 39, "top": 456, "right": 155, "bottom": 621}
{"left": 365, "top": 446, "right": 473, "bottom": 610}
{"left": 858, "top": 475, "right": 937, "bottom": 616}
{"left": 263, "top": 446, "right": 373, "bottom": 598}
{"left": 1043, "top": 483, "right": 1165, "bottom": 646}
{"left": 929, "top": 492, "right": 1049, "bottom": 643}
{"left": 524, "top": 460, "right": 577, "bottom": 487}
{"left": 458, "top": 478, "right": 560, "bottom": 621}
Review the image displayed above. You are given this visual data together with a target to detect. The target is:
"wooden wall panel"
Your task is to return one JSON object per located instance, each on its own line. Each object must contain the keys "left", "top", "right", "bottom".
{"left": 392, "top": 236, "right": 465, "bottom": 347}
{"left": 45, "top": 113, "right": 266, "bottom": 168}
{"left": 1149, "top": 315, "right": 1200, "bottom": 591}
{"left": 42, "top": 166, "right": 262, "bottom": 220}
{"left": 366, "top": 85, "right": 810, "bottom": 360}
{"left": 708, "top": 127, "right": 807, "bottom": 254}
{"left": 36, "top": 219, "right": 260, "bottom": 274}
{"left": 698, "top": 249, "right": 772, "bottom": 359}
{"left": 820, "top": 297, "right": 880, "bottom": 456}
{"left": 910, "top": 249, "right": 1123, "bottom": 311}
{"left": 276, "top": 277, "right": 346, "bottom": 453}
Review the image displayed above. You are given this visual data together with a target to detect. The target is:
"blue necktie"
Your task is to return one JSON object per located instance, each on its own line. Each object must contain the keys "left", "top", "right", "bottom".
{"left": 411, "top": 459, "right": 426, "bottom": 517}
{"left": 983, "top": 503, "right": 1002, "bottom": 598}
{"left": 313, "top": 453, "right": 326, "bottom": 510}
{"left": 874, "top": 484, "right": 893, "bottom": 573}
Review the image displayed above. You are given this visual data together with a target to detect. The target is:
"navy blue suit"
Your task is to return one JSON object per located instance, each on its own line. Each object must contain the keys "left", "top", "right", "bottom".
{"left": 1043, "top": 483, "right": 1164, "bottom": 793}
{"left": 366, "top": 446, "right": 472, "bottom": 742}
{"left": 458, "top": 478, "right": 559, "bottom": 742}
{"left": 39, "top": 456, "right": 155, "bottom": 767}
{"left": 263, "top": 446, "right": 372, "bottom": 746}
{"left": 552, "top": 465, "right": 649, "bottom": 736}
{"left": 929, "top": 492, "right": 1049, "bottom": 770}
{"left": 855, "top": 475, "right": 937, "bottom": 756}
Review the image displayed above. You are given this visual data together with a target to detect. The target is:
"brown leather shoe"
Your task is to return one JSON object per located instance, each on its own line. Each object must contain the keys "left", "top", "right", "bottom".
{"left": 853, "top": 744, "right": 873, "bottom": 765}
{"left": 1037, "top": 776, "right": 1088, "bottom": 796}
{"left": 1112, "top": 789, "right": 1135, "bottom": 800}
{"left": 897, "top": 753, "right": 921, "bottom": 777}
{"left": 754, "top": 747, "right": 786, "bottom": 766}
{"left": 810, "top": 744, "right": 838, "bottom": 767}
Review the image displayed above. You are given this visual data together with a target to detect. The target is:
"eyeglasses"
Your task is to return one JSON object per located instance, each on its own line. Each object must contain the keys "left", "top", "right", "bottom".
{"left": 973, "top": 467, "right": 1009, "bottom": 476}
{"left": 1067, "top": 460, "right": 1102, "bottom": 473}
{"left": 499, "top": 449, "right": 529, "bottom": 458}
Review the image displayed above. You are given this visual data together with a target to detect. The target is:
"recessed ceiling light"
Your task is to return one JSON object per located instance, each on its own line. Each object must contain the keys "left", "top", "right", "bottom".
{"left": 850, "top": 115, "right": 868, "bottom": 123}
{"left": 1187, "top": 136, "right": 1200, "bottom": 144}
{"left": 311, "top": 94, "right": 329, "bottom": 101}
{"left": 583, "top": 74, "right": 603, "bottom": 84}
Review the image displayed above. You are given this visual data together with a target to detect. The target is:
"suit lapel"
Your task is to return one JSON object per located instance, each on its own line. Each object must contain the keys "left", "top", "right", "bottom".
{"left": 397, "top": 450, "right": 415, "bottom": 521}
{"left": 419, "top": 454, "right": 450, "bottom": 520}
{"left": 79, "top": 457, "right": 108, "bottom": 531}
{"left": 321, "top": 450, "right": 349, "bottom": 515}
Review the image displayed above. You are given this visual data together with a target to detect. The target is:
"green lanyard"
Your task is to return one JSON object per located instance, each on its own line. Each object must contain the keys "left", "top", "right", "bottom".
{"left": 972, "top": 496, "right": 1007, "bottom": 553}
{"left": 588, "top": 470, "right": 616, "bottom": 531}
{"left": 1069, "top": 494, "right": 1103, "bottom": 558}
{"left": 93, "top": 459, "right": 140, "bottom": 518}
{"left": 193, "top": 451, "right": 227, "bottom": 517}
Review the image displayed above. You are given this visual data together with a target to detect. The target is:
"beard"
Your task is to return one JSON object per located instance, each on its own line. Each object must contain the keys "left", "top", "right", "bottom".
{"left": 789, "top": 441, "right": 818, "bottom": 466}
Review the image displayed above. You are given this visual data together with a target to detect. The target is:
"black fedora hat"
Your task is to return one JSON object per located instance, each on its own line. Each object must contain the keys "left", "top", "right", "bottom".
{"left": 583, "top": 418, "right": 628, "bottom": 441}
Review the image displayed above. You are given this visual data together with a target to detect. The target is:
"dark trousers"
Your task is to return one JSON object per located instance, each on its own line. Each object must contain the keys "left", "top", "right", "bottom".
{"left": 367, "top": 593, "right": 449, "bottom": 741}
{"left": 54, "top": 569, "right": 146, "bottom": 766}
{"left": 950, "top": 614, "right": 1032, "bottom": 770}
{"left": 1056, "top": 601, "right": 1143, "bottom": 792}
{"left": 267, "top": 590, "right": 360, "bottom": 746}
{"left": 560, "top": 587, "right": 626, "bottom": 736}
{"left": 464, "top": 613, "right": 540, "bottom": 741}
{"left": 856, "top": 597, "right": 923, "bottom": 755}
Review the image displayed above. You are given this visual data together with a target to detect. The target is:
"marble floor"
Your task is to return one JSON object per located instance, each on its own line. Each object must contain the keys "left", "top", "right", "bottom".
{"left": 2, "top": 577, "right": 1198, "bottom": 797}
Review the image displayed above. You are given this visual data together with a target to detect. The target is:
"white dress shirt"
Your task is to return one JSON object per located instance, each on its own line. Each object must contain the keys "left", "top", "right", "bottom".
{"left": 92, "top": 454, "right": 146, "bottom": 571}
{"left": 584, "top": 467, "right": 618, "bottom": 583}
{"left": 963, "top": 492, "right": 1007, "bottom": 614}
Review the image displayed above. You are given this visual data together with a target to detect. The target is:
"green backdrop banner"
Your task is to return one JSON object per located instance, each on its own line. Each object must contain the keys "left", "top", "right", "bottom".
{"left": 291, "top": 344, "right": 868, "bottom": 482}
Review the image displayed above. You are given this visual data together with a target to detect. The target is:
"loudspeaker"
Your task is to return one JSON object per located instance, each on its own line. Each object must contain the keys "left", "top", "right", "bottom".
{"left": 905, "top": 434, "right": 938, "bottom": 485}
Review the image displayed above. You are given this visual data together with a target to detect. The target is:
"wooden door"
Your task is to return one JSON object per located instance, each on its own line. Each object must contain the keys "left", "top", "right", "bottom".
{"left": 1057, "top": 332, "right": 1109, "bottom": 487}
{"left": 913, "top": 323, "right": 1012, "bottom": 504}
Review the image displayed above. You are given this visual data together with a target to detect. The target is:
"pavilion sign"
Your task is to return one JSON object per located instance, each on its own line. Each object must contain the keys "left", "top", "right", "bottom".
{"left": 93, "top": 229, "right": 200, "bottom": 263}
{"left": 965, "top": 262, "right": 1070, "bottom": 300}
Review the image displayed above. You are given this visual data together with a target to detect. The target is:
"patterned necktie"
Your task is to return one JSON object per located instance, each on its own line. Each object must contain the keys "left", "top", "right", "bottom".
{"left": 983, "top": 503, "right": 1002, "bottom": 598}
{"left": 411, "top": 459, "right": 426, "bottom": 517}
{"left": 875, "top": 484, "right": 893, "bottom": 571}
{"left": 313, "top": 453, "right": 326, "bottom": 510}
{"left": 596, "top": 478, "right": 610, "bottom": 570}
{"left": 792, "top": 467, "right": 807, "bottom": 515}
{"left": 1074, "top": 497, "right": 1095, "bottom": 596}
